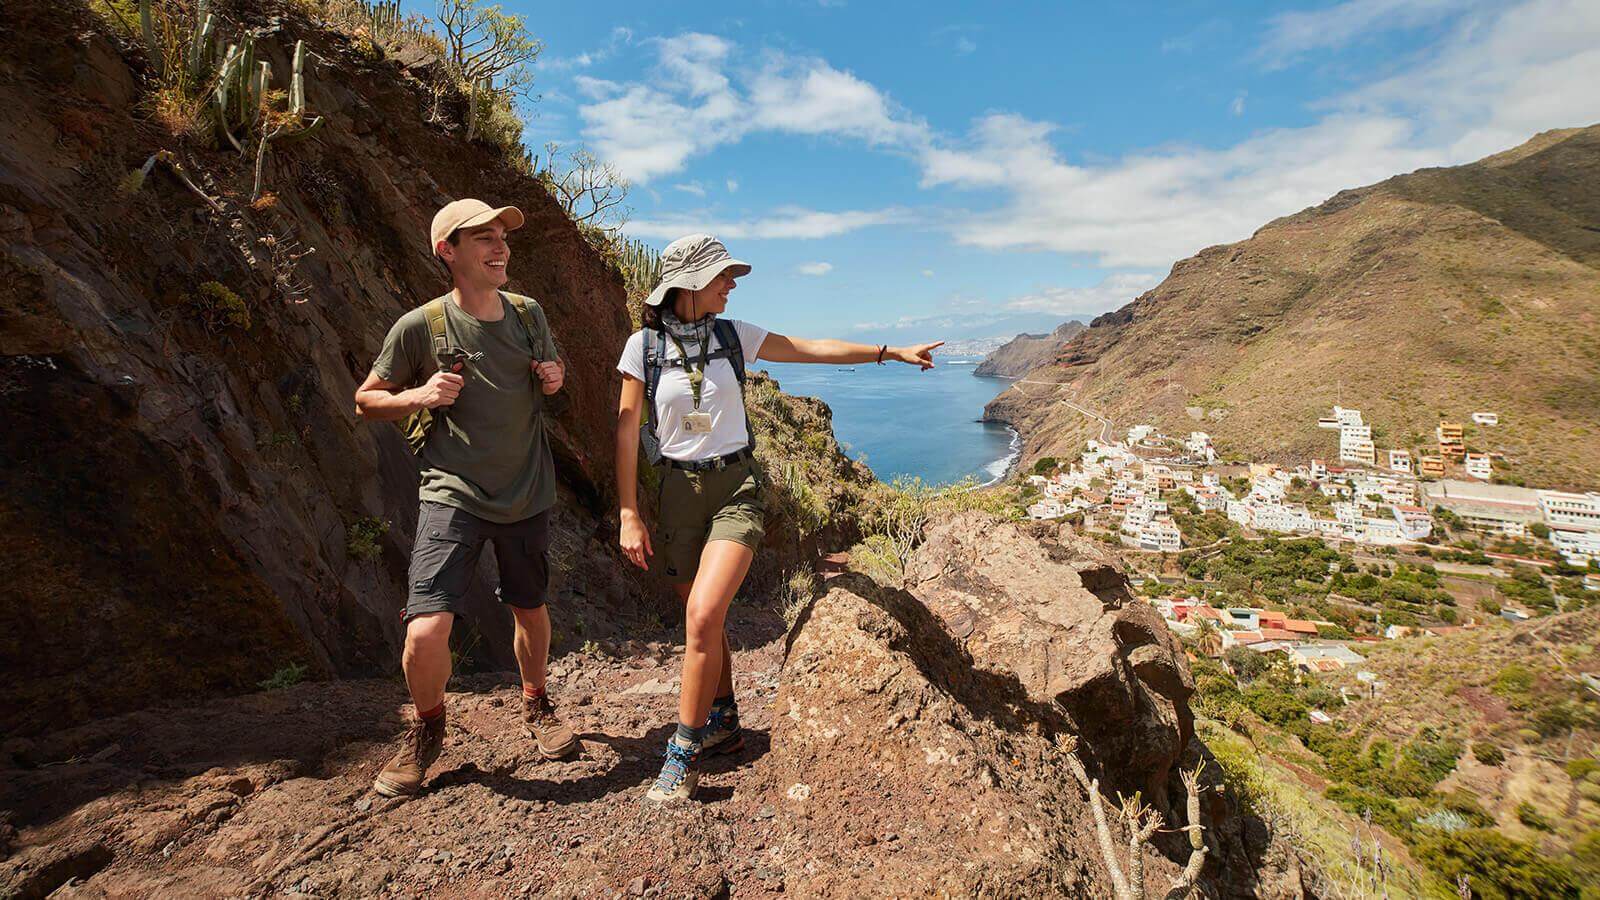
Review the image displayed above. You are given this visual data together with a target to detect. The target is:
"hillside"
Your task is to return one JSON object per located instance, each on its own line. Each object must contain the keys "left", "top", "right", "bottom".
{"left": 973, "top": 320, "right": 1086, "bottom": 377}
{"left": 0, "top": 516, "right": 1303, "bottom": 897}
{"left": 1188, "top": 607, "right": 1600, "bottom": 897}
{"left": 0, "top": 0, "right": 865, "bottom": 739}
{"left": 986, "top": 126, "right": 1600, "bottom": 488}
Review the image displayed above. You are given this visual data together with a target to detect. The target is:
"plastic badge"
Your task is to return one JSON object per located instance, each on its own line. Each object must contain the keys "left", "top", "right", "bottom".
{"left": 683, "top": 411, "right": 714, "bottom": 434}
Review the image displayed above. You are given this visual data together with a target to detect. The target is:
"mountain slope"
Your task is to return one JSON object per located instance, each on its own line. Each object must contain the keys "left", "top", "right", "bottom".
{"left": 986, "top": 125, "right": 1600, "bottom": 488}
{"left": 973, "top": 320, "right": 1086, "bottom": 377}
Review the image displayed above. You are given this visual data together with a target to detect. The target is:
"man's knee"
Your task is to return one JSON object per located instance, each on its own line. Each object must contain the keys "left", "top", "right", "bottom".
{"left": 509, "top": 604, "right": 549, "bottom": 630}
{"left": 404, "top": 612, "right": 453, "bottom": 657}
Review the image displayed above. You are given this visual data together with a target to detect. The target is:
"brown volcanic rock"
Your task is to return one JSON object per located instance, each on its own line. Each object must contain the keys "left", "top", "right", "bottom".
{"left": 973, "top": 320, "right": 1087, "bottom": 377}
{"left": 0, "top": 0, "right": 638, "bottom": 735}
{"left": 986, "top": 126, "right": 1600, "bottom": 487}
{"left": 905, "top": 514, "right": 1194, "bottom": 806}
{"left": 757, "top": 519, "right": 1287, "bottom": 897}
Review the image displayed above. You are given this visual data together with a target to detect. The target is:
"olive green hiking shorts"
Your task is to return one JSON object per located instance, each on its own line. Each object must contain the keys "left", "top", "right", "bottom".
{"left": 655, "top": 457, "right": 767, "bottom": 584}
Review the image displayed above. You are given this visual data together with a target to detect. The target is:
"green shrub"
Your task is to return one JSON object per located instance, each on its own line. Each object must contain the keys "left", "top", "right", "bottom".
{"left": 346, "top": 516, "right": 390, "bottom": 561}
{"left": 258, "top": 662, "right": 307, "bottom": 691}
{"left": 1413, "top": 829, "right": 1579, "bottom": 900}
{"left": 1567, "top": 758, "right": 1599, "bottom": 781}
{"left": 1472, "top": 741, "right": 1505, "bottom": 766}
{"left": 1516, "top": 802, "right": 1554, "bottom": 832}
{"left": 193, "top": 281, "right": 250, "bottom": 332}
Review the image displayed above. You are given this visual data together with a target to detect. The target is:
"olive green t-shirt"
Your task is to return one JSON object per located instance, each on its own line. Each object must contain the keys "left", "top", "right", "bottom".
{"left": 372, "top": 292, "right": 559, "bottom": 524}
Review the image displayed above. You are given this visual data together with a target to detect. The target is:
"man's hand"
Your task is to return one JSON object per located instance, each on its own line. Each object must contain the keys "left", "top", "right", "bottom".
{"left": 535, "top": 359, "right": 565, "bottom": 395}
{"left": 413, "top": 369, "right": 464, "bottom": 408}
{"left": 893, "top": 341, "right": 944, "bottom": 370}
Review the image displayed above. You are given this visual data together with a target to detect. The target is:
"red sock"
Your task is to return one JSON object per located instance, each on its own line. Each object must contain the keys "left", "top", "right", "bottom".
{"left": 418, "top": 702, "right": 445, "bottom": 722}
{"left": 523, "top": 685, "right": 545, "bottom": 701}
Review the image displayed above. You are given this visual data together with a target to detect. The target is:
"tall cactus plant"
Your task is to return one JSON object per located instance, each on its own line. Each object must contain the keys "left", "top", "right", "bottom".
{"left": 251, "top": 39, "right": 324, "bottom": 201}
{"left": 138, "top": 0, "right": 162, "bottom": 79}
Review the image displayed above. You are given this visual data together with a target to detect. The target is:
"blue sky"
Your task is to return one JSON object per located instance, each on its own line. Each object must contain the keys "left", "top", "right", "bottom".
{"left": 431, "top": 0, "right": 1600, "bottom": 345}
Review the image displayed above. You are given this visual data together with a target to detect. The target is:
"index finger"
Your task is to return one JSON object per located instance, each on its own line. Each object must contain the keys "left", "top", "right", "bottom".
{"left": 924, "top": 341, "right": 945, "bottom": 351}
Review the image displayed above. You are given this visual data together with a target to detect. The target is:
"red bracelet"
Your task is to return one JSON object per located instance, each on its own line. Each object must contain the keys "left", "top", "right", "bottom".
{"left": 876, "top": 344, "right": 887, "bottom": 365}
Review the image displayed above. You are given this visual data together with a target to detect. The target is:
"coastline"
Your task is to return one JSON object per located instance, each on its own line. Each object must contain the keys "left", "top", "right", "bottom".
{"left": 980, "top": 423, "right": 1023, "bottom": 487}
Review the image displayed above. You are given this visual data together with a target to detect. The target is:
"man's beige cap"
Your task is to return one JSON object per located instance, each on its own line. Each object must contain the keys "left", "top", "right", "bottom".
{"left": 430, "top": 199, "right": 525, "bottom": 254}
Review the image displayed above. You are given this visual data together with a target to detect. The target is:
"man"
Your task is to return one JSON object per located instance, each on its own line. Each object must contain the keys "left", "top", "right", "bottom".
{"left": 354, "top": 198, "right": 576, "bottom": 797}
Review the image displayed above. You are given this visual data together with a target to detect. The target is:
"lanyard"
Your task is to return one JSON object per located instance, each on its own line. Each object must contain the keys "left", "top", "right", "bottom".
{"left": 664, "top": 331, "right": 713, "bottom": 410}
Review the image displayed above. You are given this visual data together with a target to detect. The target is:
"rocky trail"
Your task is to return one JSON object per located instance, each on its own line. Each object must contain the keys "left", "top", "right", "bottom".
{"left": 2, "top": 603, "right": 795, "bottom": 898}
{"left": 3, "top": 516, "right": 1306, "bottom": 898}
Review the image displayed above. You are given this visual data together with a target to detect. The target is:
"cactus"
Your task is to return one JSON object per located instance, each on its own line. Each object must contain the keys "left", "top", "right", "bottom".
{"left": 251, "top": 40, "right": 323, "bottom": 201}
{"left": 188, "top": 0, "right": 215, "bottom": 84}
{"left": 138, "top": 0, "right": 163, "bottom": 79}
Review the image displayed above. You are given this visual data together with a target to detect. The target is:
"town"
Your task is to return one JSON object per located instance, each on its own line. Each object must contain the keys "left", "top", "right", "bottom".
{"left": 1018, "top": 404, "right": 1600, "bottom": 676}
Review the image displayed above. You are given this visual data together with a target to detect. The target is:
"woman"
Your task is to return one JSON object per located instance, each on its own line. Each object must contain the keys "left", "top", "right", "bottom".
{"left": 615, "top": 234, "right": 942, "bottom": 803}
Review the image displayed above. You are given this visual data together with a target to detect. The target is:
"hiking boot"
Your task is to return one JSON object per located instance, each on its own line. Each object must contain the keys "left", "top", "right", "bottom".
{"left": 523, "top": 694, "right": 577, "bottom": 759}
{"left": 373, "top": 713, "right": 446, "bottom": 797}
{"left": 702, "top": 703, "right": 744, "bottom": 756}
{"left": 646, "top": 736, "right": 701, "bottom": 804}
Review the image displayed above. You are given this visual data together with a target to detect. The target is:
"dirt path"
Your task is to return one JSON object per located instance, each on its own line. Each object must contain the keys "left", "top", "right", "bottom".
{"left": 3, "top": 604, "right": 800, "bottom": 898}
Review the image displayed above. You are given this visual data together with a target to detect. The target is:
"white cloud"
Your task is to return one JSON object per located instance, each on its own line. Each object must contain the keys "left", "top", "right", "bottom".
{"left": 921, "top": 269, "right": 934, "bottom": 277}
{"left": 726, "top": 178, "right": 740, "bottom": 193}
{"left": 1260, "top": 0, "right": 1478, "bottom": 64}
{"left": 917, "top": 0, "right": 1600, "bottom": 267}
{"left": 673, "top": 182, "right": 707, "bottom": 197}
{"left": 1230, "top": 92, "right": 1247, "bottom": 116}
{"left": 1000, "top": 273, "right": 1161, "bottom": 315}
{"left": 576, "top": 34, "right": 927, "bottom": 182}
{"left": 627, "top": 207, "right": 909, "bottom": 241}
{"left": 796, "top": 262, "right": 834, "bottom": 276}
{"left": 955, "top": 37, "right": 977, "bottom": 56}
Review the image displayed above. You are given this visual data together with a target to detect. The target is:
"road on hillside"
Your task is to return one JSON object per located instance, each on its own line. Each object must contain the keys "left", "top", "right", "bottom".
{"left": 1004, "top": 379, "right": 1117, "bottom": 444}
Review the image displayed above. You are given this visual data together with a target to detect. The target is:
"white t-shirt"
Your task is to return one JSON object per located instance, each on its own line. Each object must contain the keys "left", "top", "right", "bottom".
{"left": 617, "top": 319, "right": 770, "bottom": 461}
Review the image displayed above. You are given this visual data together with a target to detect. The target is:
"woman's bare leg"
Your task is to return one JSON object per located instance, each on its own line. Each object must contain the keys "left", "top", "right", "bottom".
{"left": 677, "top": 540, "right": 754, "bottom": 730}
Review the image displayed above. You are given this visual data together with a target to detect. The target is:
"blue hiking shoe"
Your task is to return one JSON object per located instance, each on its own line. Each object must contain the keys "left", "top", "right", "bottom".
{"left": 646, "top": 736, "right": 701, "bottom": 803}
{"left": 702, "top": 703, "right": 744, "bottom": 756}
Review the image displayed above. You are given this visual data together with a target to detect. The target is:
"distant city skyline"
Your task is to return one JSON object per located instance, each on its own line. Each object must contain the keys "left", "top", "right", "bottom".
{"left": 454, "top": 0, "right": 1600, "bottom": 343}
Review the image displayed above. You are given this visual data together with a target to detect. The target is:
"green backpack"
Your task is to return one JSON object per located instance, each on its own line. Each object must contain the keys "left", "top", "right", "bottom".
{"left": 398, "top": 294, "right": 548, "bottom": 454}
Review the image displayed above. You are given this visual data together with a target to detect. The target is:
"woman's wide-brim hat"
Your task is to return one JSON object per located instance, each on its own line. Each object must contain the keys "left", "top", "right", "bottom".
{"left": 645, "top": 234, "right": 751, "bottom": 307}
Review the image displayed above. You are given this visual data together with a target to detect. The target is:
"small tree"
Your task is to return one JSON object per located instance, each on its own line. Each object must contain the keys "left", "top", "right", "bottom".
{"left": 534, "top": 142, "right": 632, "bottom": 231}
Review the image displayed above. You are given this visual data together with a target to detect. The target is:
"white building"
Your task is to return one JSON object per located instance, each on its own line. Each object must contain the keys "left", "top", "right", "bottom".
{"left": 1538, "top": 491, "right": 1600, "bottom": 533}
{"left": 1028, "top": 498, "right": 1067, "bottom": 520}
{"left": 1422, "top": 480, "right": 1541, "bottom": 537}
{"left": 1361, "top": 516, "right": 1405, "bottom": 545}
{"left": 1391, "top": 505, "right": 1434, "bottom": 540}
{"left": 1550, "top": 529, "right": 1600, "bottom": 565}
{"left": 1472, "top": 412, "right": 1499, "bottom": 426}
{"left": 1139, "top": 518, "right": 1182, "bottom": 553}
{"left": 1127, "top": 424, "right": 1156, "bottom": 444}
{"left": 1185, "top": 432, "right": 1216, "bottom": 462}
{"left": 1339, "top": 423, "right": 1376, "bottom": 466}
{"left": 1194, "top": 489, "right": 1227, "bottom": 513}
{"left": 1389, "top": 449, "right": 1412, "bottom": 474}
{"left": 1310, "top": 459, "right": 1328, "bottom": 481}
{"left": 1464, "top": 453, "right": 1493, "bottom": 481}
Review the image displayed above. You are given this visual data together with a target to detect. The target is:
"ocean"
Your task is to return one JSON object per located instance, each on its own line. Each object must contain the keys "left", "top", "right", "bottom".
{"left": 753, "top": 357, "right": 1019, "bottom": 486}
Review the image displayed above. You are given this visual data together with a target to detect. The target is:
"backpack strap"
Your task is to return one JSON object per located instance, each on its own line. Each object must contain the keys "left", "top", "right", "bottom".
{"left": 642, "top": 328, "right": 668, "bottom": 425}
{"left": 506, "top": 293, "right": 547, "bottom": 362}
{"left": 711, "top": 319, "right": 746, "bottom": 385}
{"left": 711, "top": 319, "right": 755, "bottom": 452}
{"left": 423, "top": 298, "right": 448, "bottom": 367}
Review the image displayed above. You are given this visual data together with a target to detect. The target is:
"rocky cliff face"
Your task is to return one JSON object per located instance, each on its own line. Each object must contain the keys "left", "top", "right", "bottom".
{"left": 0, "top": 513, "right": 1299, "bottom": 898}
{"left": 985, "top": 127, "right": 1600, "bottom": 485}
{"left": 973, "top": 320, "right": 1086, "bottom": 377}
{"left": 0, "top": 0, "right": 867, "bottom": 739}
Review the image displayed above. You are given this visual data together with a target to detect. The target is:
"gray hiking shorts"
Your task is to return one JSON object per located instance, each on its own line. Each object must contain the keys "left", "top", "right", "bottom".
{"left": 404, "top": 501, "right": 550, "bottom": 623}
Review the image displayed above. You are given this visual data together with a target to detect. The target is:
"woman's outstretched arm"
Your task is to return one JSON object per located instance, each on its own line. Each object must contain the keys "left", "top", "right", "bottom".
{"left": 616, "top": 375, "right": 653, "bottom": 570}
{"left": 758, "top": 334, "right": 944, "bottom": 370}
